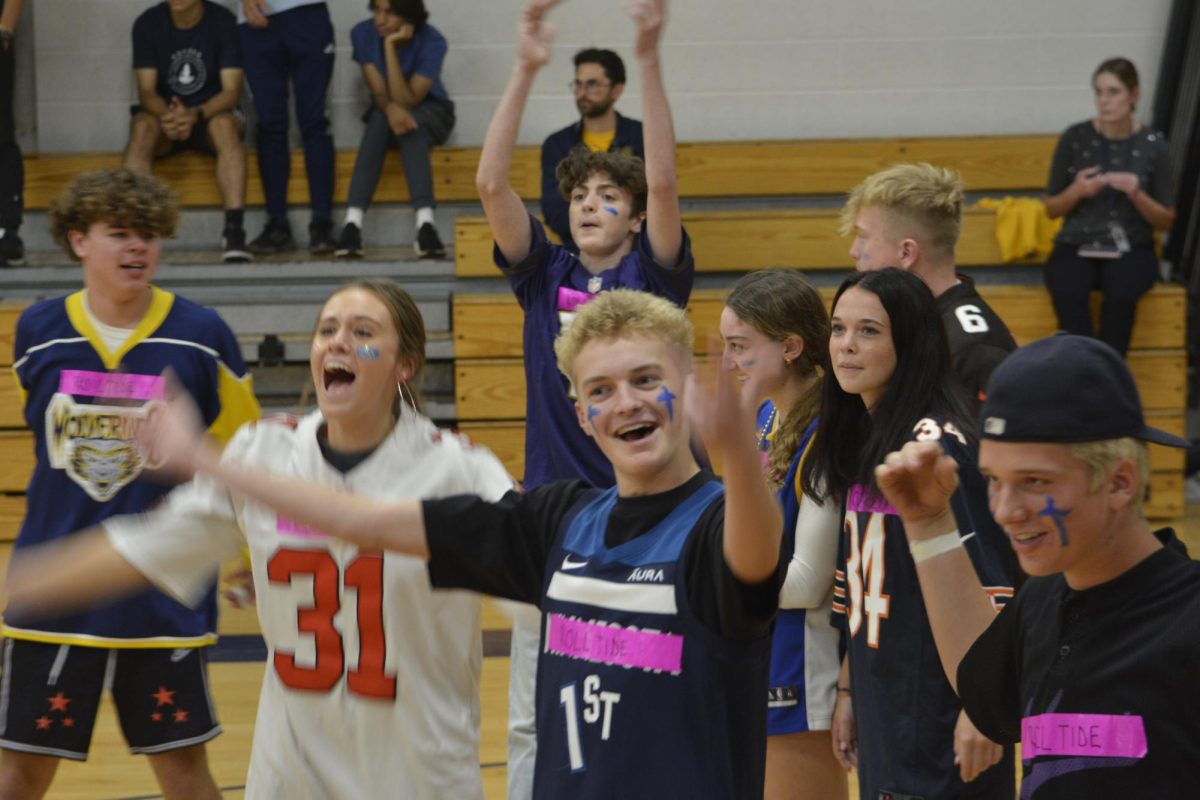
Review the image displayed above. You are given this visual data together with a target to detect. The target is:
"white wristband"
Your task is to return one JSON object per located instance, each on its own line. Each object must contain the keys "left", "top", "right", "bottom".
{"left": 908, "top": 530, "right": 963, "bottom": 564}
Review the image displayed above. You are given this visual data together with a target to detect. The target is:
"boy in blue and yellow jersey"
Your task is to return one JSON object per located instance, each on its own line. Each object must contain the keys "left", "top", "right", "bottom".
{"left": 0, "top": 168, "right": 259, "bottom": 799}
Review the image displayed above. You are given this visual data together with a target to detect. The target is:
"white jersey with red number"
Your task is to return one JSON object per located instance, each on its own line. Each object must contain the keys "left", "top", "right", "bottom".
{"left": 105, "top": 409, "right": 515, "bottom": 800}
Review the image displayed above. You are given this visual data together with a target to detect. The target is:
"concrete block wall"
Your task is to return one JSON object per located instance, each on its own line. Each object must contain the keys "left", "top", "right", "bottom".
{"left": 25, "top": 0, "right": 1174, "bottom": 152}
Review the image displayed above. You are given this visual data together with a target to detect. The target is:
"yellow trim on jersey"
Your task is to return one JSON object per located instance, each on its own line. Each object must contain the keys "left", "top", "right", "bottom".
{"left": 2, "top": 625, "right": 216, "bottom": 649}
{"left": 64, "top": 286, "right": 176, "bottom": 370}
{"left": 207, "top": 362, "right": 261, "bottom": 446}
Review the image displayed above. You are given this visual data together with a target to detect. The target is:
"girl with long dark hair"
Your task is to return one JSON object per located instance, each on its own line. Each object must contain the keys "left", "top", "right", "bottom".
{"left": 803, "top": 268, "right": 1017, "bottom": 800}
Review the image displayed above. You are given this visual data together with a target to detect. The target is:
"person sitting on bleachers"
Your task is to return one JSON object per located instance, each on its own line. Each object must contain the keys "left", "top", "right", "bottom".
{"left": 335, "top": 0, "right": 454, "bottom": 261}
{"left": 123, "top": 0, "right": 250, "bottom": 263}
{"left": 540, "top": 47, "right": 643, "bottom": 252}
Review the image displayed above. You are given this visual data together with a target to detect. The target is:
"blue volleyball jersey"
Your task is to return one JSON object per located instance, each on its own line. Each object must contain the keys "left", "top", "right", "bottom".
{"left": 6, "top": 287, "right": 260, "bottom": 646}
{"left": 831, "top": 414, "right": 1016, "bottom": 799}
{"left": 759, "top": 403, "right": 837, "bottom": 734}
{"left": 533, "top": 479, "right": 771, "bottom": 799}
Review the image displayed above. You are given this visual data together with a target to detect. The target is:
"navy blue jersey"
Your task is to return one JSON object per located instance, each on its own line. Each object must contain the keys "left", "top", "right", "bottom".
{"left": 534, "top": 480, "right": 770, "bottom": 799}
{"left": 495, "top": 214, "right": 693, "bottom": 489}
{"left": 6, "top": 287, "right": 259, "bottom": 646}
{"left": 132, "top": 1, "right": 241, "bottom": 108}
{"left": 832, "top": 414, "right": 1016, "bottom": 799}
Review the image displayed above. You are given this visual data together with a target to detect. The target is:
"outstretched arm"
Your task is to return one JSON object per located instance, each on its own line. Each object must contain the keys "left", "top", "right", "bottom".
{"left": 625, "top": 0, "right": 682, "bottom": 265}
{"left": 688, "top": 348, "right": 781, "bottom": 584}
{"left": 874, "top": 440, "right": 998, "bottom": 691}
{"left": 476, "top": 0, "right": 561, "bottom": 264}
{"left": 142, "top": 390, "right": 432, "bottom": 558}
{"left": 5, "top": 530, "right": 152, "bottom": 619}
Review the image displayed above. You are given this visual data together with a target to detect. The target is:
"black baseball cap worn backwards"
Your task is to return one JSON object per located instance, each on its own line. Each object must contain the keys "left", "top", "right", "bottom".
{"left": 980, "top": 333, "right": 1188, "bottom": 448}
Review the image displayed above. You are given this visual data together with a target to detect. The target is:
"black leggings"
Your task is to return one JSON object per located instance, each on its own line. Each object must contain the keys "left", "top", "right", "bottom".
{"left": 1043, "top": 243, "right": 1159, "bottom": 356}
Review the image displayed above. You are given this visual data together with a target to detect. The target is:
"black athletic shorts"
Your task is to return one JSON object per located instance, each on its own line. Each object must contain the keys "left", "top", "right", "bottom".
{"left": 0, "top": 639, "right": 221, "bottom": 760}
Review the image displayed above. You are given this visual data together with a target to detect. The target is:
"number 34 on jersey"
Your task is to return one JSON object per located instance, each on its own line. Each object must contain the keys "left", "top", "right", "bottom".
{"left": 840, "top": 417, "right": 967, "bottom": 649}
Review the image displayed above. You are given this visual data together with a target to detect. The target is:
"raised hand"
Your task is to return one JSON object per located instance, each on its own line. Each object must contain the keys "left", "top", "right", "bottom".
{"left": 623, "top": 0, "right": 667, "bottom": 58}
{"left": 516, "top": 0, "right": 561, "bottom": 69}
{"left": 138, "top": 373, "right": 217, "bottom": 481}
{"left": 685, "top": 336, "right": 758, "bottom": 459}
{"left": 874, "top": 439, "right": 960, "bottom": 530}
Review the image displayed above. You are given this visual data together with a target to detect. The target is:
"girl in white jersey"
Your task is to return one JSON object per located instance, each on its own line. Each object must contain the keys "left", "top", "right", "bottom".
{"left": 6, "top": 279, "right": 515, "bottom": 799}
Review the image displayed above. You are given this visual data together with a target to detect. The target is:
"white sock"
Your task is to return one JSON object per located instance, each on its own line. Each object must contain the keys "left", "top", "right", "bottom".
{"left": 0, "top": 229, "right": 6, "bottom": 238}
{"left": 415, "top": 207, "right": 435, "bottom": 229}
{"left": 344, "top": 207, "right": 364, "bottom": 228}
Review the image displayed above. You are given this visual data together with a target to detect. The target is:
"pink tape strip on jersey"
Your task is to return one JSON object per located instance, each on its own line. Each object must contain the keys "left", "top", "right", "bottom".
{"left": 1021, "top": 713, "right": 1147, "bottom": 759}
{"left": 557, "top": 286, "right": 597, "bottom": 313}
{"left": 546, "top": 613, "right": 683, "bottom": 673}
{"left": 847, "top": 484, "right": 897, "bottom": 515}
{"left": 59, "top": 370, "right": 165, "bottom": 401}
{"left": 276, "top": 516, "right": 327, "bottom": 538}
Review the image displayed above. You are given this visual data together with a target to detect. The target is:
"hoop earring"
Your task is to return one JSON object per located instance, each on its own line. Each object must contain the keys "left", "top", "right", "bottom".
{"left": 397, "top": 380, "right": 416, "bottom": 411}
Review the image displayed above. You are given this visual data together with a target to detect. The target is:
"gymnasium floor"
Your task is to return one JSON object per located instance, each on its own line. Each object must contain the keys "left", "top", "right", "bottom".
{"left": 34, "top": 507, "right": 1200, "bottom": 799}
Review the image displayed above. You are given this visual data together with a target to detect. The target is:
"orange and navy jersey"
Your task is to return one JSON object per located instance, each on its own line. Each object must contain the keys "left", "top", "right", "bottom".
{"left": 6, "top": 287, "right": 260, "bottom": 647}
{"left": 832, "top": 414, "right": 1016, "bottom": 799}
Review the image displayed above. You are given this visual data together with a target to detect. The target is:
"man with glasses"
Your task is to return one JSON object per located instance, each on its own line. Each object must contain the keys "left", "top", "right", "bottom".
{"left": 540, "top": 47, "right": 643, "bottom": 251}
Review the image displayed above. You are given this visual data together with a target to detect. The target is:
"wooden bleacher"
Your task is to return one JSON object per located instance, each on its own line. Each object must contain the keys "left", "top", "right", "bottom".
{"left": 452, "top": 286, "right": 1188, "bottom": 519}
{"left": 21, "top": 134, "right": 1057, "bottom": 210}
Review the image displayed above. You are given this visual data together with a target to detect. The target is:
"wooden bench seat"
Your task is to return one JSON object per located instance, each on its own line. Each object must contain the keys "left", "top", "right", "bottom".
{"left": 454, "top": 206, "right": 1029, "bottom": 277}
{"left": 22, "top": 134, "right": 1056, "bottom": 210}
{"left": 452, "top": 284, "right": 1187, "bottom": 518}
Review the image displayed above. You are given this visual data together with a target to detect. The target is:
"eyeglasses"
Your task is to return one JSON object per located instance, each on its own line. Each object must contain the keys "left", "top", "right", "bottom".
{"left": 569, "top": 79, "right": 612, "bottom": 93}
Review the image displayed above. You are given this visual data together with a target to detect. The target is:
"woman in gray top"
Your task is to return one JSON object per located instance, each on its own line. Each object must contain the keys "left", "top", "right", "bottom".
{"left": 1042, "top": 57, "right": 1176, "bottom": 356}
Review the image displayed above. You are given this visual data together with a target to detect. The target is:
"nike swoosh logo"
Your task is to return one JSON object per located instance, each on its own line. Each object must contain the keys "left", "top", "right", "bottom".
{"left": 561, "top": 554, "right": 588, "bottom": 570}
{"left": 170, "top": 649, "right": 191, "bottom": 663}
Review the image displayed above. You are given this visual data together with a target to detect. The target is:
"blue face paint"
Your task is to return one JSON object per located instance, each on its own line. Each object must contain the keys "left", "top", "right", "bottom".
{"left": 586, "top": 405, "right": 601, "bottom": 428}
{"left": 656, "top": 385, "right": 677, "bottom": 421}
{"left": 1037, "top": 496, "right": 1071, "bottom": 546}
{"left": 356, "top": 345, "right": 381, "bottom": 360}
{"left": 602, "top": 205, "right": 620, "bottom": 217}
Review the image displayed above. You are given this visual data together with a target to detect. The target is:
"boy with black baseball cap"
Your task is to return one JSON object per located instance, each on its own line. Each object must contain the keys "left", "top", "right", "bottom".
{"left": 872, "top": 333, "right": 1200, "bottom": 798}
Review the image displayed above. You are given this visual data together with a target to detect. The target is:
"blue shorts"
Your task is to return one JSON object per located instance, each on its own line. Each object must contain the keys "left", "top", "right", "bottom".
{"left": 768, "top": 609, "right": 834, "bottom": 735}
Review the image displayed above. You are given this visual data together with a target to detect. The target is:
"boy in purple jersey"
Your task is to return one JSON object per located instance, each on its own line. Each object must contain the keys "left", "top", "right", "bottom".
{"left": 876, "top": 334, "right": 1200, "bottom": 799}
{"left": 475, "top": 0, "right": 693, "bottom": 491}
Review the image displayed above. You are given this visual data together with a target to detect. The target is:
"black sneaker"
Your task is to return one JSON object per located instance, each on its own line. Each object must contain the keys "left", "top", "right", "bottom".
{"left": 334, "top": 223, "right": 363, "bottom": 258}
{"left": 221, "top": 227, "right": 252, "bottom": 263}
{"left": 309, "top": 217, "right": 336, "bottom": 255}
{"left": 248, "top": 219, "right": 295, "bottom": 256}
{"left": 415, "top": 222, "right": 446, "bottom": 259}
{"left": 0, "top": 230, "right": 25, "bottom": 267}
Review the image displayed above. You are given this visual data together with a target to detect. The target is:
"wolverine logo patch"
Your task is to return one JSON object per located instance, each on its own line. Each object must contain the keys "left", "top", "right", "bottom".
{"left": 45, "top": 392, "right": 157, "bottom": 501}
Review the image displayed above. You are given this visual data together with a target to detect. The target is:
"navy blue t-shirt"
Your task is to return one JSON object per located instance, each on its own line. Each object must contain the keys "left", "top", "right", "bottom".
{"left": 495, "top": 214, "right": 693, "bottom": 489}
{"left": 350, "top": 19, "right": 450, "bottom": 104}
{"left": 132, "top": 1, "right": 241, "bottom": 108}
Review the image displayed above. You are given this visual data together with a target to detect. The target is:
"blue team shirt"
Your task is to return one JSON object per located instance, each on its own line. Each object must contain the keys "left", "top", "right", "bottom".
{"left": 831, "top": 414, "right": 1017, "bottom": 799}
{"left": 132, "top": 1, "right": 241, "bottom": 109}
{"left": 496, "top": 214, "right": 694, "bottom": 489}
{"left": 6, "top": 288, "right": 260, "bottom": 646}
{"left": 534, "top": 479, "right": 770, "bottom": 798}
{"left": 350, "top": 19, "right": 450, "bottom": 104}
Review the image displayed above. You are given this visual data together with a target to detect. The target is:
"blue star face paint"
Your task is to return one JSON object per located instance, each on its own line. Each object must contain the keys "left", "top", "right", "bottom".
{"left": 586, "top": 405, "right": 601, "bottom": 428}
{"left": 356, "top": 345, "right": 381, "bottom": 360}
{"left": 602, "top": 205, "right": 620, "bottom": 217}
{"left": 656, "top": 385, "right": 677, "bottom": 421}
{"left": 1037, "top": 496, "right": 1072, "bottom": 546}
